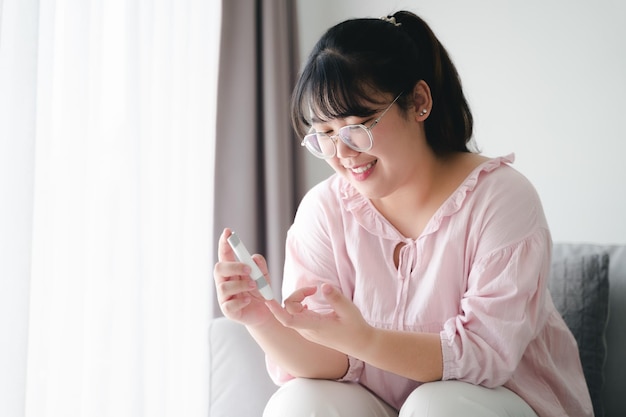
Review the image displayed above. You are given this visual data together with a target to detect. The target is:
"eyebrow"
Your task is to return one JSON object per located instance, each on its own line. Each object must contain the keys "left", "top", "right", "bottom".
{"left": 309, "top": 111, "right": 378, "bottom": 125}
{"left": 307, "top": 104, "right": 380, "bottom": 126}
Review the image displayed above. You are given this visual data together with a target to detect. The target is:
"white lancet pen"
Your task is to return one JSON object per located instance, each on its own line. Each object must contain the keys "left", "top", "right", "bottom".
{"left": 227, "top": 232, "right": 274, "bottom": 300}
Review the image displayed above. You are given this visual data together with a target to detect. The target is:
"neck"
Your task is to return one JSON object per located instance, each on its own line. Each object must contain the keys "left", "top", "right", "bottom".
{"left": 370, "top": 156, "right": 445, "bottom": 238}
{"left": 371, "top": 152, "right": 486, "bottom": 239}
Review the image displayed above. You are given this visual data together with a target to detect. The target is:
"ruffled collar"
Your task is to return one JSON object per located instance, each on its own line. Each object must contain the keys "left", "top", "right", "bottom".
{"left": 339, "top": 154, "right": 515, "bottom": 241}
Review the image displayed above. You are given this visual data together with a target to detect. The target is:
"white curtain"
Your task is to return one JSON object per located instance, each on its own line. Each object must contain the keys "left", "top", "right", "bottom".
{"left": 0, "top": 0, "right": 39, "bottom": 415}
{"left": 1, "top": 0, "right": 221, "bottom": 416}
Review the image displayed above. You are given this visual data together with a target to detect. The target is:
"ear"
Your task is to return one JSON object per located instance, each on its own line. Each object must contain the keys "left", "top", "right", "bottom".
{"left": 411, "top": 80, "right": 433, "bottom": 122}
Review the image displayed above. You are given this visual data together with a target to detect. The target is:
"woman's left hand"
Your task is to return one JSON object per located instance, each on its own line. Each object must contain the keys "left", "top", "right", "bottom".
{"left": 266, "top": 283, "right": 372, "bottom": 355}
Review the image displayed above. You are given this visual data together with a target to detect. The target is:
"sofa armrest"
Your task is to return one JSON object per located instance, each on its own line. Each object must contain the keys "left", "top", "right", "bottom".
{"left": 208, "top": 317, "right": 277, "bottom": 417}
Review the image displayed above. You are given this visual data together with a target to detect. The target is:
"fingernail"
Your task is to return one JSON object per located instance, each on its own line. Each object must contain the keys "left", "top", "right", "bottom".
{"left": 243, "top": 265, "right": 251, "bottom": 274}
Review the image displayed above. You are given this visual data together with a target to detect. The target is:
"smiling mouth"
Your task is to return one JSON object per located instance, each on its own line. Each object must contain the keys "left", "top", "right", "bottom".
{"left": 349, "top": 160, "right": 377, "bottom": 174}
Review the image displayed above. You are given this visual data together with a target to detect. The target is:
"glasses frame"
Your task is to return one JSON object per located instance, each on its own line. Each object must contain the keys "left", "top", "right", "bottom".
{"left": 301, "top": 92, "right": 403, "bottom": 159}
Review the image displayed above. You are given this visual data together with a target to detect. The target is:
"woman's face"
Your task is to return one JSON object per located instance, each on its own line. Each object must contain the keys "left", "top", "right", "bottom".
{"left": 311, "top": 93, "right": 430, "bottom": 201}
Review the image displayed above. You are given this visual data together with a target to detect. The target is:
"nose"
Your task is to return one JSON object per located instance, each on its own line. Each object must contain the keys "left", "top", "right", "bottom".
{"left": 334, "top": 136, "right": 358, "bottom": 158}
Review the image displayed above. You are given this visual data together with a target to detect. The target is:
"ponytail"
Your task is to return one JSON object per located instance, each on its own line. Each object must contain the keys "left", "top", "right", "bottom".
{"left": 391, "top": 11, "right": 474, "bottom": 154}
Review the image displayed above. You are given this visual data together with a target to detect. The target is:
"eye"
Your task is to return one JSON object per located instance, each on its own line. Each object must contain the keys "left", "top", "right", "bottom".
{"left": 351, "top": 113, "right": 376, "bottom": 126}
{"left": 311, "top": 124, "right": 336, "bottom": 136}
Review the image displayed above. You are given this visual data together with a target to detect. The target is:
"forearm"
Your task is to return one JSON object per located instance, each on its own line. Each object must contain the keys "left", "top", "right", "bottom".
{"left": 247, "top": 316, "right": 349, "bottom": 380}
{"left": 264, "top": 284, "right": 443, "bottom": 382}
{"left": 352, "top": 327, "right": 443, "bottom": 383}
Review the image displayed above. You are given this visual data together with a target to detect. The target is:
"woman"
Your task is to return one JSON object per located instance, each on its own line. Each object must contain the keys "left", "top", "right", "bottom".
{"left": 213, "top": 10, "right": 593, "bottom": 417}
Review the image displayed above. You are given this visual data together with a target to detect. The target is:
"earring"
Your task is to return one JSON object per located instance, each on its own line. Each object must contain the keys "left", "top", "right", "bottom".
{"left": 419, "top": 109, "right": 428, "bottom": 116}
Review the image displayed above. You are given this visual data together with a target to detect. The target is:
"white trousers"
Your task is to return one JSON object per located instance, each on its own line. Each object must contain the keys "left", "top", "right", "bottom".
{"left": 263, "top": 379, "right": 539, "bottom": 417}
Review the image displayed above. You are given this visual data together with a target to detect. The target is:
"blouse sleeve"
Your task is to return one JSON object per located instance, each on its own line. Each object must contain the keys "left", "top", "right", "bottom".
{"left": 440, "top": 227, "right": 553, "bottom": 387}
{"left": 265, "top": 179, "right": 363, "bottom": 384}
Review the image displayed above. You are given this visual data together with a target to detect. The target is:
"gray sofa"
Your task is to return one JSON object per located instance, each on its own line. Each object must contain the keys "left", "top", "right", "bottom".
{"left": 208, "top": 243, "right": 626, "bottom": 417}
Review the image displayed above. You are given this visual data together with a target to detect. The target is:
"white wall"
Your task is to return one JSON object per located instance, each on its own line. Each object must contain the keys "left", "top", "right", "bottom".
{"left": 296, "top": 0, "right": 626, "bottom": 245}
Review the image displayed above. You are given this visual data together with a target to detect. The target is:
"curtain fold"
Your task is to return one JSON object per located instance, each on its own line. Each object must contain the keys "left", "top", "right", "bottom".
{"left": 213, "top": 0, "right": 302, "bottom": 311}
{"left": 2, "top": 0, "right": 301, "bottom": 414}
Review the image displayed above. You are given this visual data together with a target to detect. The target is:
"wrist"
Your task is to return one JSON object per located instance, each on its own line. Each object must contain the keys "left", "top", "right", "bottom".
{"left": 346, "top": 321, "right": 377, "bottom": 360}
{"left": 246, "top": 310, "right": 281, "bottom": 333}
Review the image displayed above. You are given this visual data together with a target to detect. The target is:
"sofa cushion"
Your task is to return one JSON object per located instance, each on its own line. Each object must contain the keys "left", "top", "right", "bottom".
{"left": 548, "top": 250, "right": 609, "bottom": 417}
{"left": 208, "top": 318, "right": 277, "bottom": 417}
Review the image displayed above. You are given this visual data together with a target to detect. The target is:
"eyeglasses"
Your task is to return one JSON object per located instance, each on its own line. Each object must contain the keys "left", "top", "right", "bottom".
{"left": 301, "top": 92, "right": 403, "bottom": 159}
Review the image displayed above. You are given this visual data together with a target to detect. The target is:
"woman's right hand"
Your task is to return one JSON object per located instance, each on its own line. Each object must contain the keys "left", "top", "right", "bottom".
{"left": 213, "top": 228, "right": 275, "bottom": 326}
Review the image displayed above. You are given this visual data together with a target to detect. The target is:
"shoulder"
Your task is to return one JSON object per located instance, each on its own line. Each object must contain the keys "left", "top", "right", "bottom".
{"left": 468, "top": 154, "right": 550, "bottom": 251}
{"left": 472, "top": 154, "right": 543, "bottom": 210}
{"left": 295, "top": 173, "right": 359, "bottom": 221}
{"left": 296, "top": 174, "right": 342, "bottom": 215}
{"left": 479, "top": 154, "right": 536, "bottom": 188}
{"left": 291, "top": 174, "right": 347, "bottom": 237}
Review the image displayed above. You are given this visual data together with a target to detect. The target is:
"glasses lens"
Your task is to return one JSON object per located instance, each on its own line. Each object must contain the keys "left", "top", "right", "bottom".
{"left": 303, "top": 133, "right": 335, "bottom": 158}
{"left": 339, "top": 125, "right": 373, "bottom": 151}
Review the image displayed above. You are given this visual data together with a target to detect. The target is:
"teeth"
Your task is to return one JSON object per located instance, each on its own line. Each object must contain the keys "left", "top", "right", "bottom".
{"left": 350, "top": 161, "right": 376, "bottom": 173}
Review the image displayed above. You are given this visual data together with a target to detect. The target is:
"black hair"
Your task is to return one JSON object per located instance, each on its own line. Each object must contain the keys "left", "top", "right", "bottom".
{"left": 291, "top": 11, "right": 474, "bottom": 155}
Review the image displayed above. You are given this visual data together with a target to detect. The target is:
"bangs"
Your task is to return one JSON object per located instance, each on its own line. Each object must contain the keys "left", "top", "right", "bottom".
{"left": 291, "top": 50, "right": 388, "bottom": 137}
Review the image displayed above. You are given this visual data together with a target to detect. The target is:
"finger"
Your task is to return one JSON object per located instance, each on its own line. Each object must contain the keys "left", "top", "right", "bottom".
{"left": 217, "top": 228, "right": 235, "bottom": 262}
{"left": 284, "top": 299, "right": 307, "bottom": 315}
{"left": 220, "top": 295, "right": 252, "bottom": 316}
{"left": 283, "top": 286, "right": 318, "bottom": 304}
{"left": 282, "top": 286, "right": 316, "bottom": 315}
{"left": 251, "top": 253, "right": 269, "bottom": 276}
{"left": 266, "top": 299, "right": 330, "bottom": 330}
{"left": 213, "top": 260, "right": 252, "bottom": 284}
{"left": 320, "top": 283, "right": 352, "bottom": 316}
{"left": 216, "top": 278, "right": 257, "bottom": 303}
{"left": 249, "top": 254, "right": 274, "bottom": 294}
{"left": 266, "top": 299, "right": 298, "bottom": 327}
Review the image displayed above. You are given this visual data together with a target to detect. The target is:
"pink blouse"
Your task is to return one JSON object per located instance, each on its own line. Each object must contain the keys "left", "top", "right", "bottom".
{"left": 268, "top": 155, "right": 593, "bottom": 417}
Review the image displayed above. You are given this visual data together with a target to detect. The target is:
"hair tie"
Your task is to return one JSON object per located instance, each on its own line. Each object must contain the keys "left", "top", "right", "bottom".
{"left": 380, "top": 16, "right": 401, "bottom": 27}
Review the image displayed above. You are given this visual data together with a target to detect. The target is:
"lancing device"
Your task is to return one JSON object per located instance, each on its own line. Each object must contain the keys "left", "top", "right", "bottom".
{"left": 227, "top": 232, "right": 274, "bottom": 300}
